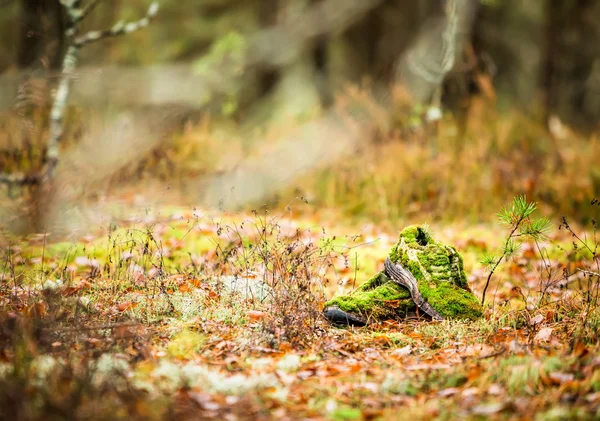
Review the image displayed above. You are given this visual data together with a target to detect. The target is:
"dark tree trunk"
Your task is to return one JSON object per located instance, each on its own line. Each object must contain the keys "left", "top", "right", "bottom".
{"left": 18, "top": 0, "right": 65, "bottom": 69}
{"left": 543, "top": 0, "right": 600, "bottom": 131}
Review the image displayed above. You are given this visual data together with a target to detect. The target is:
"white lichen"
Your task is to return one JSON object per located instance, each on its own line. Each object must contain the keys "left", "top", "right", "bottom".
{"left": 0, "top": 362, "right": 13, "bottom": 380}
{"left": 91, "top": 354, "right": 131, "bottom": 388}
{"left": 181, "top": 362, "right": 278, "bottom": 395}
{"left": 151, "top": 360, "right": 183, "bottom": 393}
{"left": 381, "top": 372, "right": 413, "bottom": 395}
{"left": 250, "top": 357, "right": 272, "bottom": 371}
{"left": 42, "top": 279, "right": 64, "bottom": 291}
{"left": 276, "top": 354, "right": 302, "bottom": 373}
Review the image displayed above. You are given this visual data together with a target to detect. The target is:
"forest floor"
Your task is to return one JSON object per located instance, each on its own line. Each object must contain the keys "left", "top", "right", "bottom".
{"left": 1, "top": 196, "right": 599, "bottom": 421}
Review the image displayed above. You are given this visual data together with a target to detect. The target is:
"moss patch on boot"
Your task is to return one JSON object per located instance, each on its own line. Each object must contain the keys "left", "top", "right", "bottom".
{"left": 324, "top": 271, "right": 415, "bottom": 321}
{"left": 324, "top": 225, "right": 483, "bottom": 323}
{"left": 390, "top": 225, "right": 483, "bottom": 320}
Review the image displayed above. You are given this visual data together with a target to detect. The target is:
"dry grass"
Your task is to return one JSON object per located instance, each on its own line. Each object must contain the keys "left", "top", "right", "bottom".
{"left": 3, "top": 93, "right": 600, "bottom": 226}
{"left": 294, "top": 99, "right": 600, "bottom": 222}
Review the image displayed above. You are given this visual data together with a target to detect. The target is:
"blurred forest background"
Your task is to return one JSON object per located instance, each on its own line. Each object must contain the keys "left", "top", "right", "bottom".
{"left": 1, "top": 0, "right": 600, "bottom": 232}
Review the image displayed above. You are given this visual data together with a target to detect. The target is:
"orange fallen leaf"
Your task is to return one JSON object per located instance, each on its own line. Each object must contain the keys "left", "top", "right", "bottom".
{"left": 166, "top": 274, "right": 187, "bottom": 283}
{"left": 386, "top": 300, "right": 402, "bottom": 309}
{"left": 27, "top": 302, "right": 48, "bottom": 318}
{"left": 279, "top": 342, "right": 292, "bottom": 352}
{"left": 248, "top": 310, "right": 267, "bottom": 321}
{"left": 117, "top": 302, "right": 137, "bottom": 312}
{"left": 190, "top": 278, "right": 203, "bottom": 288}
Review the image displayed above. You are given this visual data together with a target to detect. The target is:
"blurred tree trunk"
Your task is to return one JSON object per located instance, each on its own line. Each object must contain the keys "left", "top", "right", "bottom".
{"left": 325, "top": 1, "right": 438, "bottom": 95}
{"left": 252, "top": 0, "right": 322, "bottom": 124}
{"left": 472, "top": 0, "right": 544, "bottom": 109}
{"left": 18, "top": 0, "right": 65, "bottom": 69}
{"left": 543, "top": 0, "right": 600, "bottom": 131}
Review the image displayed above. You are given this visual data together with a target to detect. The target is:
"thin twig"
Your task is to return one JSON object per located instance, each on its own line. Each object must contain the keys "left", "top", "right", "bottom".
{"left": 577, "top": 269, "right": 600, "bottom": 278}
{"left": 46, "top": 321, "right": 142, "bottom": 333}
{"left": 74, "top": 3, "right": 159, "bottom": 47}
{"left": 73, "top": 0, "right": 104, "bottom": 25}
{"left": 0, "top": 172, "right": 41, "bottom": 186}
{"left": 481, "top": 215, "right": 526, "bottom": 306}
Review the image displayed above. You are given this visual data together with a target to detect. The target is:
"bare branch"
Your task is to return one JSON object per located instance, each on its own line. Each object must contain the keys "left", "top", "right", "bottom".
{"left": 0, "top": 172, "right": 40, "bottom": 186}
{"left": 74, "top": 2, "right": 159, "bottom": 47}
{"left": 73, "top": 0, "right": 104, "bottom": 25}
{"left": 578, "top": 269, "right": 600, "bottom": 278}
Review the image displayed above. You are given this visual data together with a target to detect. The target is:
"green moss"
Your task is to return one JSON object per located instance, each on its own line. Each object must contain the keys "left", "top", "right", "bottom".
{"left": 330, "top": 406, "right": 362, "bottom": 421}
{"left": 325, "top": 225, "right": 483, "bottom": 322}
{"left": 444, "top": 372, "right": 468, "bottom": 388}
{"left": 356, "top": 271, "right": 388, "bottom": 291}
{"left": 167, "top": 329, "right": 207, "bottom": 359}
{"left": 392, "top": 225, "right": 483, "bottom": 320}
{"left": 325, "top": 271, "right": 415, "bottom": 319}
{"left": 419, "top": 282, "right": 482, "bottom": 319}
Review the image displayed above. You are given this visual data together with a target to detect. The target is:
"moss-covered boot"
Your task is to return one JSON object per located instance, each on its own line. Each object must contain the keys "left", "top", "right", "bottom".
{"left": 324, "top": 225, "right": 483, "bottom": 325}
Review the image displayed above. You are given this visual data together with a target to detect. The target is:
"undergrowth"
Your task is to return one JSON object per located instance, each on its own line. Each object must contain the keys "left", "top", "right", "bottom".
{"left": 0, "top": 199, "right": 599, "bottom": 419}
{"left": 480, "top": 196, "right": 600, "bottom": 344}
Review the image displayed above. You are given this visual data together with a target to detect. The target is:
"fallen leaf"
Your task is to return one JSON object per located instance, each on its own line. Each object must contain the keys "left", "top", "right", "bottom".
{"left": 529, "top": 314, "right": 544, "bottom": 326}
{"left": 190, "top": 278, "right": 203, "bottom": 288}
{"left": 178, "top": 283, "right": 191, "bottom": 293}
{"left": 471, "top": 402, "right": 506, "bottom": 415}
{"left": 279, "top": 342, "right": 292, "bottom": 352}
{"left": 117, "top": 302, "right": 137, "bottom": 312}
{"left": 487, "top": 384, "right": 505, "bottom": 396}
{"left": 535, "top": 327, "right": 553, "bottom": 342}
{"left": 549, "top": 372, "right": 574, "bottom": 384}
{"left": 248, "top": 310, "right": 267, "bottom": 321}
{"left": 438, "top": 387, "right": 459, "bottom": 397}
{"left": 390, "top": 345, "right": 412, "bottom": 357}
{"left": 87, "top": 338, "right": 102, "bottom": 347}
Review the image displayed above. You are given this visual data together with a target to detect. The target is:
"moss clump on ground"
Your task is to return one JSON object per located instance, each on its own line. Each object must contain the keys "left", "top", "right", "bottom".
{"left": 325, "top": 225, "right": 483, "bottom": 322}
